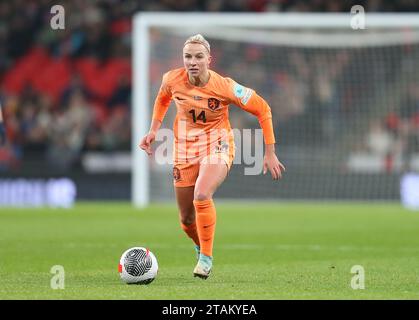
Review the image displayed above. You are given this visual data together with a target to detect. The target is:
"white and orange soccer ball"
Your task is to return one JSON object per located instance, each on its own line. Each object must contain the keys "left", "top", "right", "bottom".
{"left": 118, "top": 247, "right": 158, "bottom": 284}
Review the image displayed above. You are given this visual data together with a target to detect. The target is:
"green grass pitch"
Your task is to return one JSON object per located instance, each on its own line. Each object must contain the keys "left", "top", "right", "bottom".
{"left": 1, "top": 201, "right": 419, "bottom": 299}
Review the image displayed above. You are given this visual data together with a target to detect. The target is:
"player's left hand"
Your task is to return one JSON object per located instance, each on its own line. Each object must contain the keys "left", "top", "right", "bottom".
{"left": 263, "top": 152, "right": 285, "bottom": 180}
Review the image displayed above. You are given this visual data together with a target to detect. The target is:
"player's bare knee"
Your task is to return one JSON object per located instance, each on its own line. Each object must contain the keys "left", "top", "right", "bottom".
{"left": 194, "top": 190, "right": 212, "bottom": 201}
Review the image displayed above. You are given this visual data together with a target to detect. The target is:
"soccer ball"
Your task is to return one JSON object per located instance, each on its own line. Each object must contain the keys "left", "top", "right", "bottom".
{"left": 118, "top": 247, "right": 158, "bottom": 284}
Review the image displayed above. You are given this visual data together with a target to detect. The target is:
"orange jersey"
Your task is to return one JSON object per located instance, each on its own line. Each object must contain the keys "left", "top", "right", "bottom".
{"left": 152, "top": 68, "right": 275, "bottom": 163}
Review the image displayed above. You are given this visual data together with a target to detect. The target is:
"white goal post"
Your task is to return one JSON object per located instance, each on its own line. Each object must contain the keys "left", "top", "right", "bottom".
{"left": 132, "top": 13, "right": 419, "bottom": 208}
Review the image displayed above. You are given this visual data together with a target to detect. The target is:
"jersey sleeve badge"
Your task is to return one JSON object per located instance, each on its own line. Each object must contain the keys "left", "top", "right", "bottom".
{"left": 233, "top": 82, "right": 253, "bottom": 105}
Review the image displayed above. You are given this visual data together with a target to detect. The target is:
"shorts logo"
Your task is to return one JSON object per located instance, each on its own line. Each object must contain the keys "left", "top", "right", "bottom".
{"left": 233, "top": 83, "right": 246, "bottom": 98}
{"left": 173, "top": 167, "right": 181, "bottom": 181}
{"left": 208, "top": 98, "right": 220, "bottom": 111}
{"left": 215, "top": 140, "right": 229, "bottom": 154}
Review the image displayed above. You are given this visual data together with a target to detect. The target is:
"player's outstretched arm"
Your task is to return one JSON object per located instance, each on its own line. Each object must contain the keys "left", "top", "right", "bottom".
{"left": 263, "top": 143, "right": 286, "bottom": 180}
{"left": 139, "top": 72, "right": 172, "bottom": 156}
{"left": 226, "top": 79, "right": 285, "bottom": 180}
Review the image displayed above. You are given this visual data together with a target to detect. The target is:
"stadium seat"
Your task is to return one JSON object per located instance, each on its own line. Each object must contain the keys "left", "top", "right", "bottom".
{"left": 75, "top": 57, "right": 131, "bottom": 100}
{"left": 2, "top": 47, "right": 50, "bottom": 94}
{"left": 32, "top": 58, "right": 71, "bottom": 102}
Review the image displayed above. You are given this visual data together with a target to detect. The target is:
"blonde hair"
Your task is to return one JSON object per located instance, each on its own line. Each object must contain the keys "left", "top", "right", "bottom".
{"left": 184, "top": 34, "right": 210, "bottom": 54}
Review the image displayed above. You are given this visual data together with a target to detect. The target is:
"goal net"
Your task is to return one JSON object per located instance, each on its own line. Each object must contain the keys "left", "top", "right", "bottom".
{"left": 133, "top": 13, "right": 419, "bottom": 207}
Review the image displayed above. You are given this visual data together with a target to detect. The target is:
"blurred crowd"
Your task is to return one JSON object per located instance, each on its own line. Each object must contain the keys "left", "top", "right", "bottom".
{"left": 362, "top": 83, "right": 419, "bottom": 172}
{"left": 0, "top": 0, "right": 419, "bottom": 172}
{"left": 0, "top": 0, "right": 135, "bottom": 170}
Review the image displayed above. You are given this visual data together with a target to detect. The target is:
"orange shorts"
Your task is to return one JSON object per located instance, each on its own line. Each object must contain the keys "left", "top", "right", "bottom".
{"left": 173, "top": 140, "right": 235, "bottom": 188}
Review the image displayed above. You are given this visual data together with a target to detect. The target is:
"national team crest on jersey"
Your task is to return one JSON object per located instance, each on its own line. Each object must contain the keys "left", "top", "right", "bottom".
{"left": 208, "top": 98, "right": 220, "bottom": 111}
{"left": 173, "top": 167, "right": 181, "bottom": 181}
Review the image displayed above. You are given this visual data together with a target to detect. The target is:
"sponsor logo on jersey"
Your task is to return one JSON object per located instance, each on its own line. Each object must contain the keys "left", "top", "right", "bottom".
{"left": 233, "top": 83, "right": 246, "bottom": 98}
{"left": 173, "top": 167, "right": 181, "bottom": 181}
{"left": 208, "top": 97, "right": 221, "bottom": 111}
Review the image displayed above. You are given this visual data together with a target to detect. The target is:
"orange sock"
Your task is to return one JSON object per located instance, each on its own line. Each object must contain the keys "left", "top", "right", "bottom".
{"left": 180, "top": 221, "right": 200, "bottom": 247}
{"left": 193, "top": 199, "right": 216, "bottom": 257}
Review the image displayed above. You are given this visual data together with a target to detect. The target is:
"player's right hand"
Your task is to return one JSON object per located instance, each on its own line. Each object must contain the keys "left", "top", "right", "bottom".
{"left": 139, "top": 132, "right": 156, "bottom": 156}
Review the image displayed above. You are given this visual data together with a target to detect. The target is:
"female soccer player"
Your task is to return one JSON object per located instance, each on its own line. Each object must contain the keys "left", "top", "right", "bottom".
{"left": 140, "top": 34, "right": 285, "bottom": 279}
